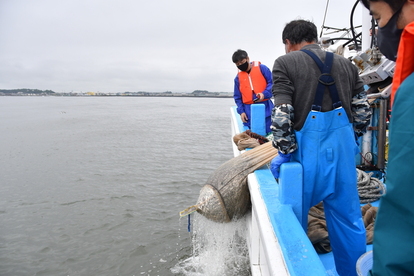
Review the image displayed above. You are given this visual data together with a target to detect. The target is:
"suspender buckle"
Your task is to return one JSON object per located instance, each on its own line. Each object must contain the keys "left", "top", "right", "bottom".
{"left": 333, "top": 101, "right": 343, "bottom": 109}
{"left": 311, "top": 104, "right": 322, "bottom": 111}
{"left": 318, "top": 73, "right": 336, "bottom": 86}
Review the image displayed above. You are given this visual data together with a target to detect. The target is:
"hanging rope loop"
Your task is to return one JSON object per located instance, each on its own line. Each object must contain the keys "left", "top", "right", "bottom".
{"left": 357, "top": 169, "right": 386, "bottom": 203}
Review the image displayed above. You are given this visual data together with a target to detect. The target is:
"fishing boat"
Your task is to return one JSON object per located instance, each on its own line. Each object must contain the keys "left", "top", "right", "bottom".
{"left": 230, "top": 106, "right": 382, "bottom": 276}
{"left": 228, "top": 2, "right": 391, "bottom": 275}
{"left": 179, "top": 1, "right": 392, "bottom": 274}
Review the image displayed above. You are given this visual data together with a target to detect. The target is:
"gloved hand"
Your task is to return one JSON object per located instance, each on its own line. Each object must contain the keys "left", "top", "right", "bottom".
{"left": 270, "top": 152, "right": 292, "bottom": 179}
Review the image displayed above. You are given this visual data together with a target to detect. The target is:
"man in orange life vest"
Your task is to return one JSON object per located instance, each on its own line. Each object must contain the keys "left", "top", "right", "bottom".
{"left": 232, "top": 49, "right": 274, "bottom": 134}
{"left": 360, "top": 1, "right": 414, "bottom": 275}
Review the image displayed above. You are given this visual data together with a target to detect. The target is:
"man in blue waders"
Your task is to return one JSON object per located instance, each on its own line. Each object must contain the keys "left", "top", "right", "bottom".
{"left": 270, "top": 20, "right": 372, "bottom": 276}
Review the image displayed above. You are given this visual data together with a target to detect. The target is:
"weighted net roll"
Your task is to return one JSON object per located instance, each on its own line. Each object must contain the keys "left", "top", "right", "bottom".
{"left": 180, "top": 142, "right": 278, "bottom": 223}
{"left": 196, "top": 184, "right": 231, "bottom": 223}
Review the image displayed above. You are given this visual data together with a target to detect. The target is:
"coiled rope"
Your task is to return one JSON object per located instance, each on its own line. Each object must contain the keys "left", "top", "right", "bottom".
{"left": 357, "top": 169, "right": 386, "bottom": 203}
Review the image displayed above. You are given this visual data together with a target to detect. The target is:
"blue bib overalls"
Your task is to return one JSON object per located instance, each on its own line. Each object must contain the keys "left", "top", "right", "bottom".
{"left": 293, "top": 50, "right": 366, "bottom": 276}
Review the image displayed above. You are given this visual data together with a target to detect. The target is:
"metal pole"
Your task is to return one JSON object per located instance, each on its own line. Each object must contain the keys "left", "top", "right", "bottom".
{"left": 377, "top": 99, "right": 387, "bottom": 169}
{"left": 361, "top": 3, "right": 372, "bottom": 51}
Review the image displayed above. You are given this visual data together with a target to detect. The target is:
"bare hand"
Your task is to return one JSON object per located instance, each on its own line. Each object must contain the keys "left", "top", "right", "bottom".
{"left": 255, "top": 93, "right": 264, "bottom": 102}
{"left": 241, "top": 112, "right": 248, "bottom": 123}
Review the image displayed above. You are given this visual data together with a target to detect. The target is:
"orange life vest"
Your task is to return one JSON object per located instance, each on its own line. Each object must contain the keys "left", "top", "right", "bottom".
{"left": 238, "top": 61, "right": 268, "bottom": 104}
{"left": 391, "top": 22, "right": 414, "bottom": 107}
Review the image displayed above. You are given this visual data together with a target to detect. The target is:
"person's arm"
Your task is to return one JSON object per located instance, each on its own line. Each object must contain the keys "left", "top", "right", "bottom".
{"left": 351, "top": 69, "right": 372, "bottom": 136}
{"left": 271, "top": 57, "right": 297, "bottom": 154}
{"left": 271, "top": 103, "right": 297, "bottom": 154}
{"left": 233, "top": 76, "right": 245, "bottom": 115}
{"left": 352, "top": 90, "right": 372, "bottom": 137}
{"left": 259, "top": 64, "right": 273, "bottom": 100}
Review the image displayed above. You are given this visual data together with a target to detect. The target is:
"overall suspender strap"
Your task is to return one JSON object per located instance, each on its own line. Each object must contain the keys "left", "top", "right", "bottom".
{"left": 301, "top": 49, "right": 342, "bottom": 111}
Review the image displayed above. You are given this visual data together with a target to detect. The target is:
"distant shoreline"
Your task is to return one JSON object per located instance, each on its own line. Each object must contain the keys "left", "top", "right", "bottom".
{"left": 0, "top": 89, "right": 233, "bottom": 98}
{"left": 1, "top": 94, "right": 233, "bottom": 98}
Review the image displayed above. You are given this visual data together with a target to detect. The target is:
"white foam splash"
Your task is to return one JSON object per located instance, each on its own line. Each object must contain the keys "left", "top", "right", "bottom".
{"left": 172, "top": 213, "right": 251, "bottom": 276}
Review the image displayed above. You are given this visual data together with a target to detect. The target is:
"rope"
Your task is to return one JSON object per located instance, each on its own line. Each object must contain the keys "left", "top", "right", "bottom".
{"left": 357, "top": 169, "right": 386, "bottom": 203}
{"left": 245, "top": 129, "right": 269, "bottom": 144}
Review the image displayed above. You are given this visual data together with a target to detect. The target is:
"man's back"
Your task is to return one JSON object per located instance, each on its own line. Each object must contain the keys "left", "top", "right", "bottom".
{"left": 270, "top": 20, "right": 370, "bottom": 276}
{"left": 272, "top": 43, "right": 364, "bottom": 131}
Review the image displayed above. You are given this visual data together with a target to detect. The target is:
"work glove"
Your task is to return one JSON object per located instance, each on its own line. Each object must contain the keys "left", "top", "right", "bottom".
{"left": 270, "top": 152, "right": 292, "bottom": 179}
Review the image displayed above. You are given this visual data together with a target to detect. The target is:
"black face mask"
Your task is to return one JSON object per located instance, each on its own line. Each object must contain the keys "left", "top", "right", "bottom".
{"left": 377, "top": 8, "right": 403, "bottom": 61}
{"left": 237, "top": 61, "right": 249, "bottom": 72}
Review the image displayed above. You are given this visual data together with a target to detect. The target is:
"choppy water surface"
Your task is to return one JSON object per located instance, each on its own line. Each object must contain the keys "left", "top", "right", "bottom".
{"left": 0, "top": 96, "right": 251, "bottom": 276}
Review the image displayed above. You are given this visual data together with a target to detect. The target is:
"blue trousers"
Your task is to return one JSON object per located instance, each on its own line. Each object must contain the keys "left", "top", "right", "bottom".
{"left": 293, "top": 107, "right": 366, "bottom": 276}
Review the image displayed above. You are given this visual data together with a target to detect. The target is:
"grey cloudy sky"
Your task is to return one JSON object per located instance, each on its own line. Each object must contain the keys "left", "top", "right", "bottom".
{"left": 0, "top": 0, "right": 364, "bottom": 93}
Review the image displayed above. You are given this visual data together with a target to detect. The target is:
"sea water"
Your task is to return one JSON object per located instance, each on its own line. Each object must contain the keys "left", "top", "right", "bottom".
{"left": 0, "top": 96, "right": 251, "bottom": 275}
{"left": 173, "top": 214, "right": 250, "bottom": 276}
